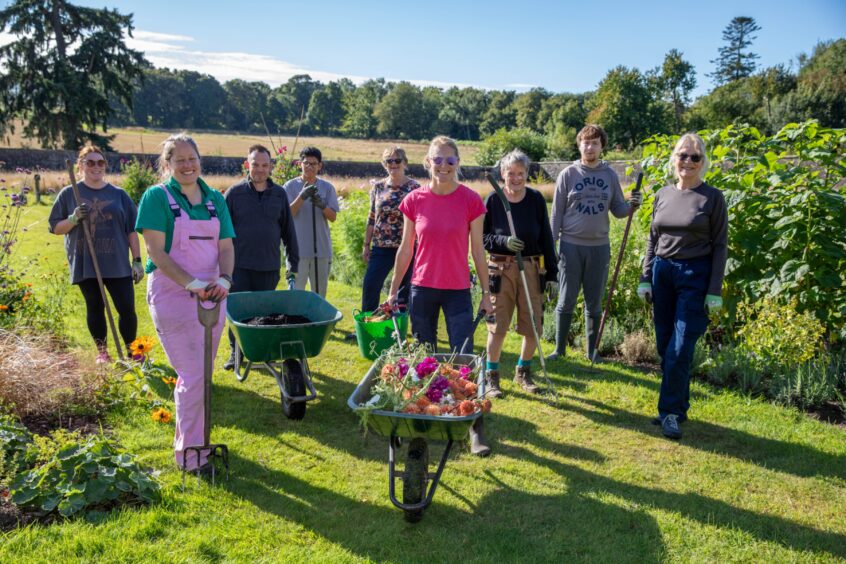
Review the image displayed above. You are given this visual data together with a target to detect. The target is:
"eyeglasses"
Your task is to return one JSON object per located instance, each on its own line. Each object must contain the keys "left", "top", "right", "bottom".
{"left": 384, "top": 158, "right": 404, "bottom": 165}
{"left": 677, "top": 153, "right": 703, "bottom": 163}
{"left": 301, "top": 160, "right": 320, "bottom": 167}
{"left": 431, "top": 156, "right": 459, "bottom": 166}
{"left": 84, "top": 159, "right": 107, "bottom": 168}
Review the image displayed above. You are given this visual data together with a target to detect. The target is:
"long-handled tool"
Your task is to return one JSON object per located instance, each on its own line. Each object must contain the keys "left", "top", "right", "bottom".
{"left": 65, "top": 159, "right": 124, "bottom": 360}
{"left": 183, "top": 297, "right": 229, "bottom": 488}
{"left": 484, "top": 173, "right": 557, "bottom": 403}
{"left": 591, "top": 172, "right": 644, "bottom": 365}
{"left": 311, "top": 189, "right": 320, "bottom": 296}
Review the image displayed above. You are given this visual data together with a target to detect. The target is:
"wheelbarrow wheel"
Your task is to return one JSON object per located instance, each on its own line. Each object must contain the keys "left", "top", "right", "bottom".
{"left": 403, "top": 438, "right": 428, "bottom": 523}
{"left": 281, "top": 359, "right": 306, "bottom": 420}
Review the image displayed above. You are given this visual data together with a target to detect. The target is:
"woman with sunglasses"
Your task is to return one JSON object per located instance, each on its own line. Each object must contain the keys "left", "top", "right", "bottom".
{"left": 359, "top": 146, "right": 420, "bottom": 314}
{"left": 48, "top": 144, "right": 143, "bottom": 363}
{"left": 637, "top": 133, "right": 728, "bottom": 440}
{"left": 385, "top": 135, "right": 493, "bottom": 456}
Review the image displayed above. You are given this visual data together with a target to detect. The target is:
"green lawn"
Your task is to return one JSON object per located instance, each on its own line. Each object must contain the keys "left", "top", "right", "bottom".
{"left": 3, "top": 203, "right": 846, "bottom": 562}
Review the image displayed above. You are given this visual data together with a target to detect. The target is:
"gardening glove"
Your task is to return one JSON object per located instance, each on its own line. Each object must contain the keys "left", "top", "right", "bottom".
{"left": 637, "top": 282, "right": 653, "bottom": 304}
{"left": 299, "top": 184, "right": 317, "bottom": 201}
{"left": 311, "top": 193, "right": 327, "bottom": 209}
{"left": 505, "top": 236, "right": 525, "bottom": 252}
{"left": 131, "top": 259, "right": 144, "bottom": 284}
{"left": 545, "top": 280, "right": 558, "bottom": 300}
{"left": 286, "top": 272, "right": 296, "bottom": 290}
{"left": 185, "top": 279, "right": 209, "bottom": 294}
{"left": 705, "top": 294, "right": 723, "bottom": 314}
{"left": 627, "top": 191, "right": 643, "bottom": 207}
{"left": 69, "top": 202, "right": 89, "bottom": 225}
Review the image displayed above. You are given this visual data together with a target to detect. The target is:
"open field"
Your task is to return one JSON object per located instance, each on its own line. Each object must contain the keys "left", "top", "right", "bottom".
{"left": 1, "top": 202, "right": 844, "bottom": 562}
{"left": 0, "top": 125, "right": 483, "bottom": 165}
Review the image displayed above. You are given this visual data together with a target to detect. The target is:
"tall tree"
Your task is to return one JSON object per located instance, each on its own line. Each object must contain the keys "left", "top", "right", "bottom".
{"left": 0, "top": 0, "right": 148, "bottom": 149}
{"left": 340, "top": 78, "right": 387, "bottom": 138}
{"left": 710, "top": 16, "right": 761, "bottom": 85}
{"left": 374, "top": 82, "right": 428, "bottom": 139}
{"left": 657, "top": 49, "right": 697, "bottom": 131}
{"left": 480, "top": 90, "right": 517, "bottom": 137}
{"left": 512, "top": 88, "right": 551, "bottom": 131}
{"left": 307, "top": 81, "right": 345, "bottom": 134}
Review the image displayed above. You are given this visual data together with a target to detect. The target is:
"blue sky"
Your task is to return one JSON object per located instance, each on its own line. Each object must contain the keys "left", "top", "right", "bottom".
{"left": 5, "top": 0, "right": 846, "bottom": 97}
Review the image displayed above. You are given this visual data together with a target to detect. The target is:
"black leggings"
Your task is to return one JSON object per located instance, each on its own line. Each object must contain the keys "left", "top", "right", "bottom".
{"left": 77, "top": 276, "right": 137, "bottom": 348}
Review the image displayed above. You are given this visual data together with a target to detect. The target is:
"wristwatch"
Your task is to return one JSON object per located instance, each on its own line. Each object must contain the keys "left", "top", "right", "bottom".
{"left": 220, "top": 273, "right": 233, "bottom": 284}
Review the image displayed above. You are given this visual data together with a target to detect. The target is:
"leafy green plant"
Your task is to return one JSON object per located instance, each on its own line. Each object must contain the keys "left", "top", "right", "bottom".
{"left": 769, "top": 353, "right": 844, "bottom": 411}
{"left": 477, "top": 128, "right": 547, "bottom": 166}
{"left": 330, "top": 190, "right": 368, "bottom": 286}
{"left": 270, "top": 145, "right": 301, "bottom": 187}
{"left": 11, "top": 433, "right": 161, "bottom": 518}
{"left": 0, "top": 413, "right": 36, "bottom": 487}
{"left": 638, "top": 121, "right": 846, "bottom": 341}
{"left": 119, "top": 158, "right": 158, "bottom": 204}
{"left": 736, "top": 298, "right": 825, "bottom": 372}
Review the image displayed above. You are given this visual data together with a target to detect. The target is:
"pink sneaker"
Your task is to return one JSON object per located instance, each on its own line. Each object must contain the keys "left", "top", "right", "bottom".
{"left": 96, "top": 351, "right": 113, "bottom": 364}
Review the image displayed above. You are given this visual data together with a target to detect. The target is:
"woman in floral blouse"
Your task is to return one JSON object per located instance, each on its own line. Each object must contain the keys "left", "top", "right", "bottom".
{"left": 359, "top": 146, "right": 420, "bottom": 312}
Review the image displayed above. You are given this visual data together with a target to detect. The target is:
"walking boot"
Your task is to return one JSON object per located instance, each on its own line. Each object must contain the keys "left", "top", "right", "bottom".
{"left": 545, "top": 312, "right": 573, "bottom": 361}
{"left": 486, "top": 369, "right": 502, "bottom": 399}
{"left": 469, "top": 417, "right": 491, "bottom": 457}
{"left": 586, "top": 314, "right": 604, "bottom": 363}
{"left": 514, "top": 365, "right": 540, "bottom": 394}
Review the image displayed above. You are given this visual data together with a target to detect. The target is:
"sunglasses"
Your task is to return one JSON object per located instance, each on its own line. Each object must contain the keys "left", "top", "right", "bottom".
{"left": 431, "top": 156, "right": 459, "bottom": 166}
{"left": 677, "top": 153, "right": 703, "bottom": 163}
{"left": 84, "top": 159, "right": 107, "bottom": 167}
{"left": 384, "top": 158, "right": 404, "bottom": 165}
{"left": 301, "top": 160, "right": 320, "bottom": 167}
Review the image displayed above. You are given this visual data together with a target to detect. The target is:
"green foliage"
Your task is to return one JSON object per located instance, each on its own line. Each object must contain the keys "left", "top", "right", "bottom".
{"left": 769, "top": 352, "right": 846, "bottom": 411}
{"left": 0, "top": 413, "right": 36, "bottom": 487}
{"left": 709, "top": 16, "right": 761, "bottom": 85}
{"left": 736, "top": 299, "right": 825, "bottom": 372}
{"left": 638, "top": 121, "right": 846, "bottom": 341}
{"left": 477, "top": 128, "right": 547, "bottom": 166}
{"left": 269, "top": 146, "right": 301, "bottom": 187}
{"left": 119, "top": 158, "right": 158, "bottom": 204}
{"left": 10, "top": 433, "right": 161, "bottom": 518}
{"left": 0, "top": 0, "right": 147, "bottom": 148}
{"left": 330, "top": 190, "right": 369, "bottom": 286}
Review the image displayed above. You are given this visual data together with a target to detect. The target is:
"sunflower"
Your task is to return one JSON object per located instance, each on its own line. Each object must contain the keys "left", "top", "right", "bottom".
{"left": 151, "top": 407, "right": 172, "bottom": 424}
{"left": 130, "top": 336, "right": 156, "bottom": 357}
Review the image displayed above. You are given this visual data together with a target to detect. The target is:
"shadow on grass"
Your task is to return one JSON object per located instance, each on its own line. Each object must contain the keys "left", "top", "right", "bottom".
{"left": 490, "top": 440, "right": 846, "bottom": 559}
{"left": 559, "top": 394, "right": 846, "bottom": 482}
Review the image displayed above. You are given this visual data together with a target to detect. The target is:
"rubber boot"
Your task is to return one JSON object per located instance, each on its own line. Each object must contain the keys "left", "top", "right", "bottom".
{"left": 486, "top": 369, "right": 502, "bottom": 399}
{"left": 546, "top": 312, "right": 573, "bottom": 361}
{"left": 586, "top": 314, "right": 603, "bottom": 363}
{"left": 469, "top": 417, "right": 491, "bottom": 457}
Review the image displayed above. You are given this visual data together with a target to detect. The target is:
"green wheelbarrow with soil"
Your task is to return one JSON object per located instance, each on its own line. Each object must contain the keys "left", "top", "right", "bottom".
{"left": 227, "top": 290, "right": 342, "bottom": 420}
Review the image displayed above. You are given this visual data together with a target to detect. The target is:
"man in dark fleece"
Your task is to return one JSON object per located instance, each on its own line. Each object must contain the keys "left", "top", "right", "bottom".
{"left": 222, "top": 144, "right": 299, "bottom": 369}
{"left": 547, "top": 124, "right": 641, "bottom": 362}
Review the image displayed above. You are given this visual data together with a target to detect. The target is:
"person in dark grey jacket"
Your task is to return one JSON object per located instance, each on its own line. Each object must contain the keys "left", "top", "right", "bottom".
{"left": 638, "top": 132, "right": 728, "bottom": 440}
{"left": 222, "top": 144, "right": 299, "bottom": 369}
{"left": 548, "top": 124, "right": 641, "bottom": 362}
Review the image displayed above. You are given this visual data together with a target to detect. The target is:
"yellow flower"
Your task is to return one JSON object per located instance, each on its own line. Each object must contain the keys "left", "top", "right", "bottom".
{"left": 130, "top": 336, "right": 156, "bottom": 356}
{"left": 151, "top": 407, "right": 172, "bottom": 424}
{"left": 161, "top": 376, "right": 177, "bottom": 386}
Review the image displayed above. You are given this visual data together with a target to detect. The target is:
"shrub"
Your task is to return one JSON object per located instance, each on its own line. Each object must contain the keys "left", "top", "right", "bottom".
{"left": 330, "top": 190, "right": 369, "bottom": 286}
{"left": 119, "top": 158, "right": 158, "bottom": 204}
{"left": 620, "top": 329, "right": 657, "bottom": 364}
{"left": 270, "top": 145, "right": 301, "bottom": 187}
{"left": 598, "top": 317, "right": 625, "bottom": 356}
{"left": 477, "top": 128, "right": 547, "bottom": 166}
{"left": 0, "top": 413, "right": 36, "bottom": 488}
{"left": 736, "top": 298, "right": 825, "bottom": 372}
{"left": 769, "top": 354, "right": 844, "bottom": 411}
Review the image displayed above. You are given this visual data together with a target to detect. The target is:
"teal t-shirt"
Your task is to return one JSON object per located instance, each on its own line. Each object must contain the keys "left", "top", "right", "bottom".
{"left": 135, "top": 176, "right": 235, "bottom": 273}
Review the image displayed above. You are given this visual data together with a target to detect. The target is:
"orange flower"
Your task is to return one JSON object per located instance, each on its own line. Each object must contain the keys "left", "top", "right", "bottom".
{"left": 0, "top": 304, "right": 8, "bottom": 311}
{"left": 161, "top": 376, "right": 177, "bottom": 386}
{"left": 130, "top": 336, "right": 156, "bottom": 357}
{"left": 151, "top": 407, "right": 173, "bottom": 424}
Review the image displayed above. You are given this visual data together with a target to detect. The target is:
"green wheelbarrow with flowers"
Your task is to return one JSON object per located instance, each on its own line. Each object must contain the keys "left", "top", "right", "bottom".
{"left": 348, "top": 340, "right": 491, "bottom": 523}
{"left": 227, "top": 290, "right": 342, "bottom": 420}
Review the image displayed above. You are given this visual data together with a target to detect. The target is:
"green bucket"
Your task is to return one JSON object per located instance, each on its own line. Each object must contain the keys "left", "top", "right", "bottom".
{"left": 353, "top": 309, "right": 409, "bottom": 360}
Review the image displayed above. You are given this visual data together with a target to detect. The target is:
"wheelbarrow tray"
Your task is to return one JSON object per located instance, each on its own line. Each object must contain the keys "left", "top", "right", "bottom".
{"left": 347, "top": 353, "right": 484, "bottom": 442}
{"left": 227, "top": 290, "right": 342, "bottom": 361}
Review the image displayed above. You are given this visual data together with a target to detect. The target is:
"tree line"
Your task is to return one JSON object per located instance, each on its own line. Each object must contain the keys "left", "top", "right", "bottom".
{"left": 1, "top": 4, "right": 844, "bottom": 155}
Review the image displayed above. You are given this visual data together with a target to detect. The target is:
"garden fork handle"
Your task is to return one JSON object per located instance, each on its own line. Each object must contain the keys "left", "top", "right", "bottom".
{"left": 197, "top": 297, "right": 221, "bottom": 445}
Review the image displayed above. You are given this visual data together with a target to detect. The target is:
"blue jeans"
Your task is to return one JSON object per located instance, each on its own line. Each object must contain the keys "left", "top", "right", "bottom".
{"left": 361, "top": 246, "right": 411, "bottom": 312}
{"left": 653, "top": 256, "right": 711, "bottom": 419}
{"left": 410, "top": 285, "right": 474, "bottom": 353}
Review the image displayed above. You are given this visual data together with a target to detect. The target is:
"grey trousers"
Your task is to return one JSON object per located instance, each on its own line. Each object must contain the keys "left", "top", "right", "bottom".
{"left": 295, "top": 257, "right": 331, "bottom": 298}
{"left": 555, "top": 241, "right": 611, "bottom": 318}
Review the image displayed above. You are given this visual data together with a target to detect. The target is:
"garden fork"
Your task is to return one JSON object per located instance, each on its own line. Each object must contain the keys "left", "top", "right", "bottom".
{"left": 183, "top": 297, "right": 229, "bottom": 489}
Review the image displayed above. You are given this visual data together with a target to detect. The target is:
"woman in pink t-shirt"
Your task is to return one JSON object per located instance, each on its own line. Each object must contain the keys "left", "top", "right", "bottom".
{"left": 386, "top": 135, "right": 493, "bottom": 456}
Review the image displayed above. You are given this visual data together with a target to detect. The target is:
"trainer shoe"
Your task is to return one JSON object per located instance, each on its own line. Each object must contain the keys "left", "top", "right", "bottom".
{"left": 661, "top": 414, "right": 682, "bottom": 440}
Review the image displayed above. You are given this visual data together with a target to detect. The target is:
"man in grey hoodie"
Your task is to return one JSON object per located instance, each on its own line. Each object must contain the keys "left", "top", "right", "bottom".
{"left": 547, "top": 124, "right": 641, "bottom": 362}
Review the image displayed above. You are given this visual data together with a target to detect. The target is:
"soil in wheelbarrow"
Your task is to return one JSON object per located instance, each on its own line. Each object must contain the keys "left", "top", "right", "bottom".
{"left": 239, "top": 313, "right": 313, "bottom": 326}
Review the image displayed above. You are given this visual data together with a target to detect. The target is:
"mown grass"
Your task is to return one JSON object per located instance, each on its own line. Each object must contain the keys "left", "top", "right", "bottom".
{"left": 2, "top": 203, "right": 845, "bottom": 562}
{"left": 1, "top": 125, "right": 482, "bottom": 165}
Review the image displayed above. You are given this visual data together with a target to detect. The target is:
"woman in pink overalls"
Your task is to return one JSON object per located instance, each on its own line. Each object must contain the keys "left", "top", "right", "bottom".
{"left": 136, "top": 133, "right": 236, "bottom": 472}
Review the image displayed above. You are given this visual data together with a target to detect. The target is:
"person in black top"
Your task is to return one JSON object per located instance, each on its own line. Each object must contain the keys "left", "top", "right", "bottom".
{"left": 222, "top": 144, "right": 299, "bottom": 369}
{"left": 637, "top": 133, "right": 728, "bottom": 440}
{"left": 483, "top": 150, "right": 558, "bottom": 397}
